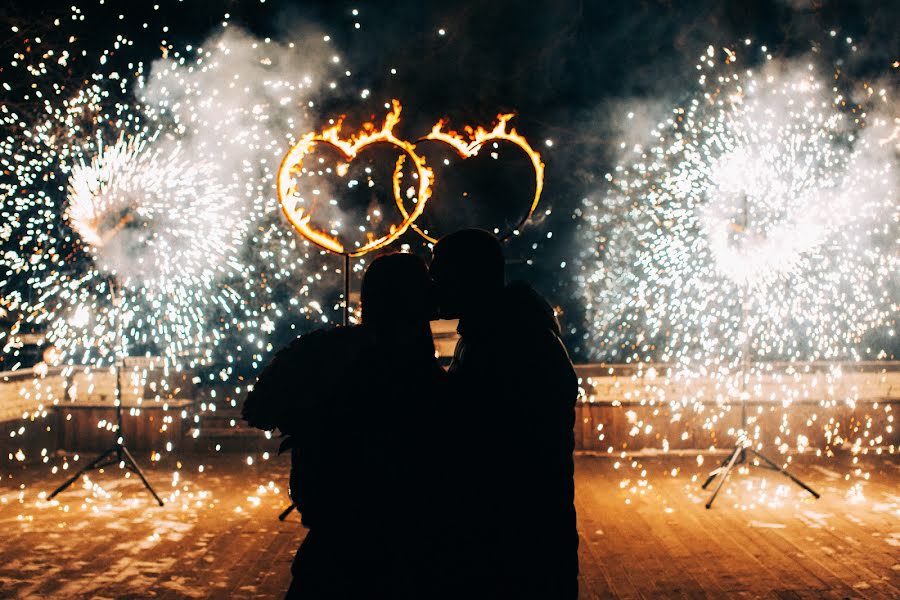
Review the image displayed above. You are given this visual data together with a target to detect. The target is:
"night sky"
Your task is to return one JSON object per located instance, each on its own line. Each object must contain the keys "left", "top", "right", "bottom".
{"left": 1, "top": 0, "right": 897, "bottom": 367}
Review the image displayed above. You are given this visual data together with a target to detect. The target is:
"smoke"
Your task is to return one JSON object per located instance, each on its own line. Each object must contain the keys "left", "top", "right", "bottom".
{"left": 138, "top": 25, "right": 332, "bottom": 225}
{"left": 134, "top": 25, "right": 351, "bottom": 351}
{"left": 574, "top": 37, "right": 898, "bottom": 363}
{"left": 141, "top": 26, "right": 332, "bottom": 168}
{"left": 139, "top": 24, "right": 407, "bottom": 259}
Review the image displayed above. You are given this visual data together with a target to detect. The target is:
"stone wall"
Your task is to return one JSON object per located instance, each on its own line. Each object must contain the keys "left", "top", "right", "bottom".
{"left": 0, "top": 369, "right": 67, "bottom": 423}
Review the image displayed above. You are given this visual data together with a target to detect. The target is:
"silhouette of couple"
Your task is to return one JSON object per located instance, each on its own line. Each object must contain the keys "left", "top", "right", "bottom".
{"left": 243, "top": 229, "right": 578, "bottom": 599}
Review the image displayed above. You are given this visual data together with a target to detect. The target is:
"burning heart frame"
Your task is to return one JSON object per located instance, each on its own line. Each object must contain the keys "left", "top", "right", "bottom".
{"left": 277, "top": 100, "right": 544, "bottom": 256}
{"left": 393, "top": 113, "right": 545, "bottom": 244}
{"left": 276, "top": 100, "right": 434, "bottom": 257}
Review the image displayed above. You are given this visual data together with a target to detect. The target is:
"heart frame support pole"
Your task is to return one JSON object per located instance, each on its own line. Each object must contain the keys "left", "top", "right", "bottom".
{"left": 343, "top": 254, "right": 351, "bottom": 326}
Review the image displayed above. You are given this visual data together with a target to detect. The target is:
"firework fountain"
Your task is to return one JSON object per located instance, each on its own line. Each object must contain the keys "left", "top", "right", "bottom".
{"left": 0, "top": 27, "right": 344, "bottom": 378}
{"left": 578, "top": 40, "right": 898, "bottom": 502}
{"left": 0, "top": 4, "right": 356, "bottom": 507}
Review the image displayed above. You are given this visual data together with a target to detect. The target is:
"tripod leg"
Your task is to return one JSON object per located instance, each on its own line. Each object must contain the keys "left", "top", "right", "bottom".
{"left": 278, "top": 503, "right": 296, "bottom": 521}
{"left": 119, "top": 445, "right": 165, "bottom": 506}
{"left": 48, "top": 448, "right": 115, "bottom": 500}
{"left": 705, "top": 444, "right": 743, "bottom": 509}
{"left": 749, "top": 450, "right": 820, "bottom": 499}
{"left": 702, "top": 451, "right": 736, "bottom": 490}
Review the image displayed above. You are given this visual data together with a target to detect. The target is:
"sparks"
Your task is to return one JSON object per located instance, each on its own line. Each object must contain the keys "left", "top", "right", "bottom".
{"left": 577, "top": 42, "right": 897, "bottom": 458}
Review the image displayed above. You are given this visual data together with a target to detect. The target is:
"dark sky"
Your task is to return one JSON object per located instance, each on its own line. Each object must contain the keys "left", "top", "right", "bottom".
{"left": 2, "top": 0, "right": 897, "bottom": 364}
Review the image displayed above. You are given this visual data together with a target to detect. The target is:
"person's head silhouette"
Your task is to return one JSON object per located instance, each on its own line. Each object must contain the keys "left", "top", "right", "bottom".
{"left": 361, "top": 252, "right": 435, "bottom": 341}
{"left": 430, "top": 229, "right": 504, "bottom": 320}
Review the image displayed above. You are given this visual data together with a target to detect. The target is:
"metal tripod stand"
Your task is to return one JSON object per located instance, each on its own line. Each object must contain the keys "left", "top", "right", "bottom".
{"left": 48, "top": 279, "right": 164, "bottom": 506}
{"left": 701, "top": 196, "right": 819, "bottom": 509}
{"left": 701, "top": 399, "right": 820, "bottom": 509}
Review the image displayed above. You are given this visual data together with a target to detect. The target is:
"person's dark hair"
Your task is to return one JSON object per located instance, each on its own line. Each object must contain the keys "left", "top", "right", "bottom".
{"left": 433, "top": 229, "right": 504, "bottom": 290}
{"left": 361, "top": 252, "right": 433, "bottom": 327}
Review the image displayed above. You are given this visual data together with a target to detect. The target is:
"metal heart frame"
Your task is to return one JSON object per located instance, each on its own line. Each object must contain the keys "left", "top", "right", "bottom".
{"left": 277, "top": 101, "right": 544, "bottom": 256}
{"left": 276, "top": 100, "right": 434, "bottom": 257}
{"left": 393, "top": 113, "right": 545, "bottom": 244}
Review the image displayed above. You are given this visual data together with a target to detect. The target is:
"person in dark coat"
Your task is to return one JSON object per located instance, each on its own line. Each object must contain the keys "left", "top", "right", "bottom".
{"left": 430, "top": 229, "right": 579, "bottom": 599}
{"left": 243, "top": 252, "right": 445, "bottom": 599}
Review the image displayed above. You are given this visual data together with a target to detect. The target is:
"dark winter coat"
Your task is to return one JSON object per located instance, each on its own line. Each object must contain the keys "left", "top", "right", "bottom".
{"left": 446, "top": 281, "right": 579, "bottom": 599}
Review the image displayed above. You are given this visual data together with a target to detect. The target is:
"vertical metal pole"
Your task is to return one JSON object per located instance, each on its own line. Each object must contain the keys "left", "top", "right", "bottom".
{"left": 343, "top": 254, "right": 350, "bottom": 326}
{"left": 111, "top": 277, "right": 124, "bottom": 457}
{"left": 739, "top": 195, "right": 750, "bottom": 434}
{"left": 115, "top": 353, "right": 123, "bottom": 458}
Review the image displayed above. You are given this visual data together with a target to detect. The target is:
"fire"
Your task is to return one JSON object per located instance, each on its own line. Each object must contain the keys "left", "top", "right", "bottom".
{"left": 68, "top": 211, "right": 135, "bottom": 250}
{"left": 277, "top": 100, "right": 434, "bottom": 256}
{"left": 65, "top": 134, "right": 139, "bottom": 250}
{"left": 394, "top": 113, "right": 545, "bottom": 243}
{"left": 65, "top": 190, "right": 107, "bottom": 250}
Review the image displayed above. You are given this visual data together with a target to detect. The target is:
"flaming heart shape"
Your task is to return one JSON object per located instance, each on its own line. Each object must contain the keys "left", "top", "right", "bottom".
{"left": 277, "top": 100, "right": 434, "bottom": 256}
{"left": 394, "top": 113, "right": 545, "bottom": 243}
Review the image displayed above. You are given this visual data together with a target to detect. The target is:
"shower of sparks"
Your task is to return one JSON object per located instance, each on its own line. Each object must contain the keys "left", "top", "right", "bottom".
{"left": 577, "top": 41, "right": 897, "bottom": 466}
{"left": 0, "top": 5, "right": 348, "bottom": 380}
{"left": 25, "top": 130, "right": 246, "bottom": 368}
{"left": 0, "top": 2, "right": 359, "bottom": 476}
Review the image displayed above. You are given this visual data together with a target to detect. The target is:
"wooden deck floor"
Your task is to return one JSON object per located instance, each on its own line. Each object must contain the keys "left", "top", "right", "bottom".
{"left": 1, "top": 452, "right": 898, "bottom": 599}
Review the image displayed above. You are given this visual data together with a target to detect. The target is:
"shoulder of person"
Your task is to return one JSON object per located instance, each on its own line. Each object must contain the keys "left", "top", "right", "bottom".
{"left": 255, "top": 325, "right": 370, "bottom": 391}
{"left": 243, "top": 325, "right": 370, "bottom": 431}
{"left": 503, "top": 281, "right": 562, "bottom": 338}
{"left": 279, "top": 324, "right": 369, "bottom": 360}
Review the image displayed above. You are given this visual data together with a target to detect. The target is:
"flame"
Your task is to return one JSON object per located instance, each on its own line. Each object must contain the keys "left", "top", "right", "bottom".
{"left": 65, "top": 188, "right": 107, "bottom": 249}
{"left": 277, "top": 100, "right": 434, "bottom": 256}
{"left": 68, "top": 212, "right": 135, "bottom": 249}
{"left": 64, "top": 134, "right": 148, "bottom": 250}
{"left": 394, "top": 113, "right": 545, "bottom": 243}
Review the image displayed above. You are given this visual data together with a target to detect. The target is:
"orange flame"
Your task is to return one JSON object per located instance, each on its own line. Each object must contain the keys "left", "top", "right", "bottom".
{"left": 394, "top": 113, "right": 545, "bottom": 243}
{"left": 277, "top": 100, "right": 434, "bottom": 256}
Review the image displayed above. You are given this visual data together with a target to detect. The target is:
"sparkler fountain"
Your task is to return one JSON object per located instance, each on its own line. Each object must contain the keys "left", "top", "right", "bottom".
{"left": 0, "top": 10, "right": 353, "bottom": 485}
{"left": 1, "top": 94, "right": 252, "bottom": 373}
{"left": 578, "top": 40, "right": 897, "bottom": 502}
{"left": 1, "top": 4, "right": 400, "bottom": 519}
{"left": 39, "top": 129, "right": 247, "bottom": 504}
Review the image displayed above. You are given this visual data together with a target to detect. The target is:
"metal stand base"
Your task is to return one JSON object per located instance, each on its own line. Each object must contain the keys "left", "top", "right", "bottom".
{"left": 278, "top": 503, "right": 296, "bottom": 521}
{"left": 48, "top": 442, "right": 164, "bottom": 506}
{"left": 701, "top": 438, "right": 819, "bottom": 509}
{"left": 50, "top": 280, "right": 163, "bottom": 507}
